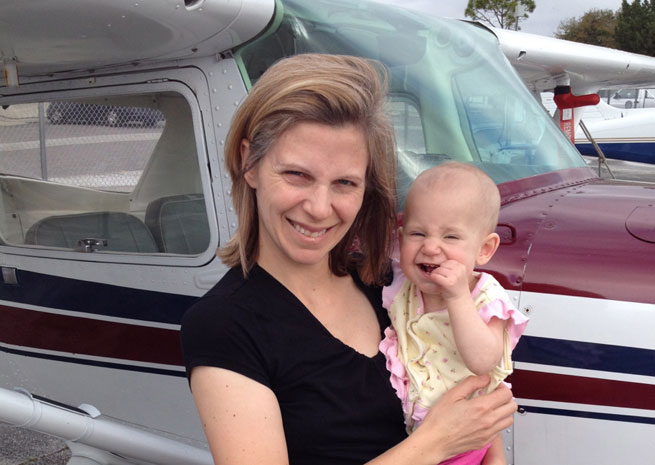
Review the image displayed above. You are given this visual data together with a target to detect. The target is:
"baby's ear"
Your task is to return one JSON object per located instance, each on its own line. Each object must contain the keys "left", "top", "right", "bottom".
{"left": 476, "top": 232, "right": 500, "bottom": 266}
{"left": 397, "top": 226, "right": 404, "bottom": 244}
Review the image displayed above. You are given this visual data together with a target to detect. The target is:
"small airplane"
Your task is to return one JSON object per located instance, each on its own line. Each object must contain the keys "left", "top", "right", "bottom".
{"left": 573, "top": 102, "right": 655, "bottom": 165}
{"left": 0, "top": 1, "right": 653, "bottom": 464}
{"left": 495, "top": 27, "right": 655, "bottom": 166}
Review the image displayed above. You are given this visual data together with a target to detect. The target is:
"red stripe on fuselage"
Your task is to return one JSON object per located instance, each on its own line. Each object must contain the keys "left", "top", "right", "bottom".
{"left": 0, "top": 304, "right": 183, "bottom": 366}
{"left": 510, "top": 369, "right": 654, "bottom": 410}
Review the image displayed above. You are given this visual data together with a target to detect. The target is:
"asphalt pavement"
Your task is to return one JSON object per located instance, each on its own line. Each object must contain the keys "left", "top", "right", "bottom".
{"left": 583, "top": 155, "right": 655, "bottom": 183}
{"left": 0, "top": 426, "right": 70, "bottom": 465}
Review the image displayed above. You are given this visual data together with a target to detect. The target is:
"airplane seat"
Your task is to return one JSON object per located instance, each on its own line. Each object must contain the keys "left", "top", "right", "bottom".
{"left": 24, "top": 212, "right": 158, "bottom": 253}
{"left": 144, "top": 194, "right": 209, "bottom": 255}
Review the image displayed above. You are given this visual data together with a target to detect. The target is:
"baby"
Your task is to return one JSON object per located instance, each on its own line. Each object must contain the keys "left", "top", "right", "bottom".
{"left": 380, "top": 162, "right": 528, "bottom": 465}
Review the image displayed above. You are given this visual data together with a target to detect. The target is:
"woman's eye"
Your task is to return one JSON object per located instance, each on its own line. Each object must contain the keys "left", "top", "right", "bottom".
{"left": 336, "top": 179, "right": 356, "bottom": 187}
{"left": 284, "top": 170, "right": 308, "bottom": 181}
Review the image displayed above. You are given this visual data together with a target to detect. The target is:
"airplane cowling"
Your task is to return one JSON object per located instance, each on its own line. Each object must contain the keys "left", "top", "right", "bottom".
{"left": 484, "top": 175, "right": 655, "bottom": 304}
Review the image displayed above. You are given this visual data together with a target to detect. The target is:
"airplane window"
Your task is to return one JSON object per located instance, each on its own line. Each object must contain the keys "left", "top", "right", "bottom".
{"left": 386, "top": 98, "right": 426, "bottom": 154}
{"left": 0, "top": 93, "right": 210, "bottom": 256}
{"left": 0, "top": 101, "right": 164, "bottom": 191}
{"left": 615, "top": 89, "right": 637, "bottom": 99}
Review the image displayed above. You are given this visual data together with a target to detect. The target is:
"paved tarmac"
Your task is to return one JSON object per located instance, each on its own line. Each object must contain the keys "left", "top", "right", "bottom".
{"left": 0, "top": 426, "right": 70, "bottom": 465}
{"left": 583, "top": 155, "right": 655, "bottom": 183}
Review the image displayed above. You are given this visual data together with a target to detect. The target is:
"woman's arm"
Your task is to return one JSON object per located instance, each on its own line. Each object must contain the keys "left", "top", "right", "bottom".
{"left": 366, "top": 375, "right": 516, "bottom": 465}
{"left": 190, "top": 366, "right": 289, "bottom": 465}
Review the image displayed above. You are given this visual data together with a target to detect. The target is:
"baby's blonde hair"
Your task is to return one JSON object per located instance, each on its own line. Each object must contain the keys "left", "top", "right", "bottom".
{"left": 407, "top": 162, "right": 500, "bottom": 234}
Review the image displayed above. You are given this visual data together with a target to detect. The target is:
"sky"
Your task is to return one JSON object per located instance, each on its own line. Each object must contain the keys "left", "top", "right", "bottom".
{"left": 387, "top": 0, "right": 625, "bottom": 37}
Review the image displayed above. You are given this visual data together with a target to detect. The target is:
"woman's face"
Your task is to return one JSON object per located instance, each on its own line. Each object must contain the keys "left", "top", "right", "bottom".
{"left": 243, "top": 121, "right": 368, "bottom": 273}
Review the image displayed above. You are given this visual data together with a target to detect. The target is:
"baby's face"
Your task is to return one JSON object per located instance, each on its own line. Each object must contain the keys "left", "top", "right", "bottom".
{"left": 399, "top": 185, "right": 488, "bottom": 296}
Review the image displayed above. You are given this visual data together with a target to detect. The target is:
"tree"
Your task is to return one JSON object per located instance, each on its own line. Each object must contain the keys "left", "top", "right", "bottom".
{"left": 555, "top": 9, "right": 617, "bottom": 48}
{"left": 615, "top": 0, "right": 655, "bottom": 56}
{"left": 464, "top": 0, "right": 536, "bottom": 30}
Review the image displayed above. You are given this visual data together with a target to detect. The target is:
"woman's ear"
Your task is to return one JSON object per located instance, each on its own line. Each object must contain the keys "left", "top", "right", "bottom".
{"left": 476, "top": 232, "right": 500, "bottom": 266}
{"left": 241, "top": 139, "right": 257, "bottom": 188}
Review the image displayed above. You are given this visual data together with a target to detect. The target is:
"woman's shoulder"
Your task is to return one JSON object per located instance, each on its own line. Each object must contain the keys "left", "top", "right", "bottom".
{"left": 182, "top": 265, "right": 279, "bottom": 328}
{"left": 180, "top": 265, "right": 281, "bottom": 386}
{"left": 204, "top": 265, "right": 256, "bottom": 298}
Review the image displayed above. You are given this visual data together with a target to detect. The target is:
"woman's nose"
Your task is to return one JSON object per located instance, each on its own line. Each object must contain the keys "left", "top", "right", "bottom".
{"left": 304, "top": 185, "right": 332, "bottom": 219}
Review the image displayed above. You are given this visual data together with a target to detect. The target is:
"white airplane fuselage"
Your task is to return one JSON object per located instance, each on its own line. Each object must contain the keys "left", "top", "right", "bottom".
{"left": 0, "top": 1, "right": 653, "bottom": 464}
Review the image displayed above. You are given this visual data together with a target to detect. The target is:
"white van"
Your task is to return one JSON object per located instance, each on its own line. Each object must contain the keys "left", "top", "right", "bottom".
{"left": 608, "top": 87, "right": 655, "bottom": 108}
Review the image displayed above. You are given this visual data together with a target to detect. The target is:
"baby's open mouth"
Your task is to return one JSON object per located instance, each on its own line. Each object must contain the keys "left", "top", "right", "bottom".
{"left": 419, "top": 263, "right": 439, "bottom": 273}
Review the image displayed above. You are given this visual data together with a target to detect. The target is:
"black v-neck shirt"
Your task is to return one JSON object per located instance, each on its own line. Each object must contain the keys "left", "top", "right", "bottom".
{"left": 181, "top": 264, "right": 407, "bottom": 465}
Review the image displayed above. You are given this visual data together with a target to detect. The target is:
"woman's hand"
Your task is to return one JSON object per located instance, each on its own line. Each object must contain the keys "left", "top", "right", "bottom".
{"left": 190, "top": 366, "right": 289, "bottom": 465}
{"left": 367, "top": 375, "right": 515, "bottom": 465}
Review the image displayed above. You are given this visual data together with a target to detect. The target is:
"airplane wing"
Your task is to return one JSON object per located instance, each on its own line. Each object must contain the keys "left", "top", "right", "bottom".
{"left": 492, "top": 28, "right": 655, "bottom": 95}
{"left": 0, "top": 0, "right": 273, "bottom": 78}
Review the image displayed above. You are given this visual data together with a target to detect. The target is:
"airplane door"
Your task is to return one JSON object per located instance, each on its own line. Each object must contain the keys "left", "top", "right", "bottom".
{"left": 0, "top": 61, "right": 247, "bottom": 444}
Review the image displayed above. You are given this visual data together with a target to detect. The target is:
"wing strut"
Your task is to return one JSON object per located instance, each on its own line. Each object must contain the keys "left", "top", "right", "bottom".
{"left": 577, "top": 120, "right": 616, "bottom": 179}
{"left": 0, "top": 387, "right": 213, "bottom": 465}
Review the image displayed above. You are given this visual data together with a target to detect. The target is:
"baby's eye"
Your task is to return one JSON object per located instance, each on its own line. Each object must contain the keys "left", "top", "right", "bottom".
{"left": 409, "top": 231, "right": 425, "bottom": 237}
{"left": 445, "top": 234, "right": 459, "bottom": 240}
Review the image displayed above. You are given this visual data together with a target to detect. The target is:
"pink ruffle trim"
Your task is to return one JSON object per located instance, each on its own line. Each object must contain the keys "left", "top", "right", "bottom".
{"left": 379, "top": 327, "right": 429, "bottom": 424}
{"left": 474, "top": 274, "right": 529, "bottom": 350}
{"left": 379, "top": 327, "right": 409, "bottom": 406}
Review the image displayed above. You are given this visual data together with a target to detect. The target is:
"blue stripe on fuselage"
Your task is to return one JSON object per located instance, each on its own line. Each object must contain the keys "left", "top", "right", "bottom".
{"left": 0, "top": 268, "right": 198, "bottom": 324}
{"left": 576, "top": 142, "right": 655, "bottom": 164}
{"left": 514, "top": 335, "right": 654, "bottom": 377}
{"left": 518, "top": 405, "right": 655, "bottom": 424}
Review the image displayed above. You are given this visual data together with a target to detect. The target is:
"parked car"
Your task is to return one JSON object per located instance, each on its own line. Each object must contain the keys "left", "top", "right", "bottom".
{"left": 608, "top": 88, "right": 655, "bottom": 109}
{"left": 46, "top": 101, "right": 164, "bottom": 127}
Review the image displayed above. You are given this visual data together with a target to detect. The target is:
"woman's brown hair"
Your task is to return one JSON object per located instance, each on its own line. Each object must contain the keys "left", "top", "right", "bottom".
{"left": 219, "top": 53, "right": 397, "bottom": 285}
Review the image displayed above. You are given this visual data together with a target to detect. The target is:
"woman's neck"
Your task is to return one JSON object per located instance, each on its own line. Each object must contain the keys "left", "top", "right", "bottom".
{"left": 257, "top": 256, "right": 339, "bottom": 301}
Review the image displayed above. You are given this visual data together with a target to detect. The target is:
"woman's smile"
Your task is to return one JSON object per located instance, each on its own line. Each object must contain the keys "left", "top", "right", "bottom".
{"left": 290, "top": 219, "right": 329, "bottom": 239}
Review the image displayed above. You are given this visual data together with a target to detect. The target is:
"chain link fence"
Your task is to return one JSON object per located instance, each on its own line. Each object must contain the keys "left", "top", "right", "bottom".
{"left": 0, "top": 101, "right": 165, "bottom": 192}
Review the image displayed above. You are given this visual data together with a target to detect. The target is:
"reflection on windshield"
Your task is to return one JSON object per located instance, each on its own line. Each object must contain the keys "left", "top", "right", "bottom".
{"left": 238, "top": 0, "right": 588, "bottom": 198}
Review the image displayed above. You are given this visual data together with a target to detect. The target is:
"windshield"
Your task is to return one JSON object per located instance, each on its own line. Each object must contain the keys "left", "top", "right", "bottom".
{"left": 237, "top": 0, "right": 588, "bottom": 203}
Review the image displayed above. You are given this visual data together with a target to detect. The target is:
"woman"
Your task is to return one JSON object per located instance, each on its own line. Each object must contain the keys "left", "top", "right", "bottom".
{"left": 181, "top": 53, "right": 516, "bottom": 465}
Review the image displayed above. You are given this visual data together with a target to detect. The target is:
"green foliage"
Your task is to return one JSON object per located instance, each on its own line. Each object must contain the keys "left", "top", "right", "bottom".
{"left": 464, "top": 0, "right": 536, "bottom": 30}
{"left": 615, "top": 0, "right": 655, "bottom": 56}
{"left": 555, "top": 9, "right": 617, "bottom": 48}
